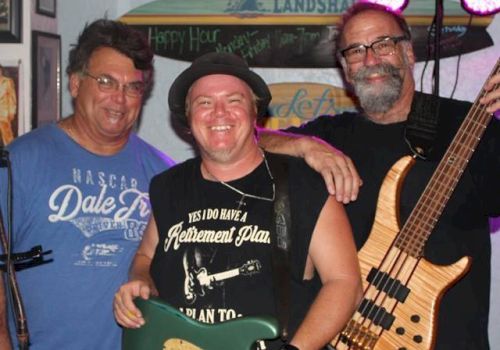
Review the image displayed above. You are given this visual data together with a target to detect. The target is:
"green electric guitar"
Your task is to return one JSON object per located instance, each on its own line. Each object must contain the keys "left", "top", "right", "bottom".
{"left": 122, "top": 297, "right": 279, "bottom": 350}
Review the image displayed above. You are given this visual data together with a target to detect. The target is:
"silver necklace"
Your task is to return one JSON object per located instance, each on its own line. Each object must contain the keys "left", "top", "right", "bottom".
{"left": 203, "top": 152, "right": 275, "bottom": 210}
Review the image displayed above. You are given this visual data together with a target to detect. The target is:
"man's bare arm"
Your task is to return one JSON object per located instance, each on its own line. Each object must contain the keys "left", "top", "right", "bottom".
{"left": 258, "top": 128, "right": 362, "bottom": 203}
{"left": 114, "top": 217, "right": 159, "bottom": 329}
{"left": 288, "top": 196, "right": 362, "bottom": 349}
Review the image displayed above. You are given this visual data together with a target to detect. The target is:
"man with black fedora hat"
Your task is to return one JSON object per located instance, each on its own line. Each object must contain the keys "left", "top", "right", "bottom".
{"left": 114, "top": 52, "right": 362, "bottom": 350}
{"left": 168, "top": 52, "right": 272, "bottom": 123}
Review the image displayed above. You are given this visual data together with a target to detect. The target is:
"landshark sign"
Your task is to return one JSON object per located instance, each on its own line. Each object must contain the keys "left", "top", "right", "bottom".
{"left": 120, "top": 0, "right": 495, "bottom": 68}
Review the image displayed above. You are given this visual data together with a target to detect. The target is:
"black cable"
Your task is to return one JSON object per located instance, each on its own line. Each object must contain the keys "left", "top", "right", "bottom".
{"left": 450, "top": 13, "right": 473, "bottom": 99}
{"left": 433, "top": 0, "right": 444, "bottom": 97}
{"left": 420, "top": 15, "right": 436, "bottom": 92}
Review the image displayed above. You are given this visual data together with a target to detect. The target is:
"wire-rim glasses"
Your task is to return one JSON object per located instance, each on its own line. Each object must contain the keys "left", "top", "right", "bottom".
{"left": 83, "top": 72, "right": 146, "bottom": 98}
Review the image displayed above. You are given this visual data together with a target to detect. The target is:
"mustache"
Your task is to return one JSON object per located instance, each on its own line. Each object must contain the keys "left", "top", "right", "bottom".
{"left": 352, "top": 63, "right": 402, "bottom": 82}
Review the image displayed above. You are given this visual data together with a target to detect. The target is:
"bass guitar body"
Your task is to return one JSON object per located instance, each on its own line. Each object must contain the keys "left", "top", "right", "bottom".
{"left": 330, "top": 156, "right": 470, "bottom": 350}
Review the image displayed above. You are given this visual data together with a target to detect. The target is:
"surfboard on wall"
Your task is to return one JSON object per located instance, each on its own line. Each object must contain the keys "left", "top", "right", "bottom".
{"left": 120, "top": 0, "right": 495, "bottom": 68}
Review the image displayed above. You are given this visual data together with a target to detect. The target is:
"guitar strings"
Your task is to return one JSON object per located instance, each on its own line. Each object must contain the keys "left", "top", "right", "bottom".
{"left": 398, "top": 60, "right": 499, "bottom": 253}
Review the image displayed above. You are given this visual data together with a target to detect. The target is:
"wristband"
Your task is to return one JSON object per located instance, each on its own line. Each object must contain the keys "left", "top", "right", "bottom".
{"left": 280, "top": 344, "right": 300, "bottom": 350}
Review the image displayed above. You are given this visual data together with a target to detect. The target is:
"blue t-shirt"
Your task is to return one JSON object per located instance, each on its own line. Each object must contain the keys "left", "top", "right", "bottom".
{"left": 0, "top": 124, "right": 174, "bottom": 350}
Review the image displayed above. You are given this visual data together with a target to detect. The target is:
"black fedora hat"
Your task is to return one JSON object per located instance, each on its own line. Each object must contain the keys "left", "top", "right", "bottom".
{"left": 168, "top": 52, "right": 271, "bottom": 126}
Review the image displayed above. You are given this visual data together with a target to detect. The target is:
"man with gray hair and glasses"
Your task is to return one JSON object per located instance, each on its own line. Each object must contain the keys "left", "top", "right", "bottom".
{"left": 259, "top": 2, "right": 500, "bottom": 349}
{"left": 0, "top": 19, "right": 174, "bottom": 349}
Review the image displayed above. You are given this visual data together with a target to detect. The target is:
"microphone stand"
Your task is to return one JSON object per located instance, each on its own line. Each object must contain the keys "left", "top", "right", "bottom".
{"left": 0, "top": 149, "right": 28, "bottom": 350}
{"left": 0, "top": 150, "right": 51, "bottom": 350}
{"left": 0, "top": 211, "right": 29, "bottom": 350}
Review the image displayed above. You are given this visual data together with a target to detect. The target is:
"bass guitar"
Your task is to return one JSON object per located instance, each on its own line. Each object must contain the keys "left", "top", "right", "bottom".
{"left": 122, "top": 297, "right": 279, "bottom": 350}
{"left": 330, "top": 59, "right": 499, "bottom": 350}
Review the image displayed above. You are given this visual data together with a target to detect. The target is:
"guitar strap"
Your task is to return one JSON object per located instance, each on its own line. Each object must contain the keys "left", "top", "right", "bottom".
{"left": 404, "top": 92, "right": 441, "bottom": 159}
{"left": 267, "top": 153, "right": 293, "bottom": 342}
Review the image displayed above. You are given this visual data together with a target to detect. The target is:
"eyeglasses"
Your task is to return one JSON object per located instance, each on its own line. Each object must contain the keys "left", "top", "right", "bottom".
{"left": 340, "top": 35, "right": 409, "bottom": 64}
{"left": 83, "top": 72, "right": 146, "bottom": 98}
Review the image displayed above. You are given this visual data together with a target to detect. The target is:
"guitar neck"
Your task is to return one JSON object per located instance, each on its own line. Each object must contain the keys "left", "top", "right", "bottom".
{"left": 208, "top": 268, "right": 240, "bottom": 282}
{"left": 396, "top": 58, "right": 500, "bottom": 257}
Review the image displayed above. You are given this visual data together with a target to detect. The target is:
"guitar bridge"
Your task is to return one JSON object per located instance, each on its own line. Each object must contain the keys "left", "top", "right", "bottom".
{"left": 338, "top": 320, "right": 379, "bottom": 350}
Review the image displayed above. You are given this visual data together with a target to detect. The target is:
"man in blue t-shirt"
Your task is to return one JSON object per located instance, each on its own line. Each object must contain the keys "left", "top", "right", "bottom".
{"left": 0, "top": 20, "right": 174, "bottom": 350}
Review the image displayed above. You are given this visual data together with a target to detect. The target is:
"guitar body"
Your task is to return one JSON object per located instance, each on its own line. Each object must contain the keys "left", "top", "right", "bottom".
{"left": 123, "top": 297, "right": 279, "bottom": 350}
{"left": 331, "top": 156, "right": 470, "bottom": 350}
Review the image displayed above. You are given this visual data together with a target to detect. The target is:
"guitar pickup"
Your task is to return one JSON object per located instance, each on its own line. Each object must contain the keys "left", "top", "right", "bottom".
{"left": 367, "top": 268, "right": 410, "bottom": 302}
{"left": 359, "top": 299, "right": 395, "bottom": 330}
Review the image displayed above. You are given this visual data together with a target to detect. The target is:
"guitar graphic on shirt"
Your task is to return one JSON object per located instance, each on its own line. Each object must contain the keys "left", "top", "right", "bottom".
{"left": 183, "top": 257, "right": 261, "bottom": 304}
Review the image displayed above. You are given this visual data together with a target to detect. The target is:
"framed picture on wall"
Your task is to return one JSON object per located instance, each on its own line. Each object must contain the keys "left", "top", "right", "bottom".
{"left": 36, "top": 0, "right": 56, "bottom": 18}
{"left": 0, "top": 0, "right": 22, "bottom": 43}
{"left": 32, "top": 31, "right": 61, "bottom": 129}
{"left": 0, "top": 60, "right": 20, "bottom": 146}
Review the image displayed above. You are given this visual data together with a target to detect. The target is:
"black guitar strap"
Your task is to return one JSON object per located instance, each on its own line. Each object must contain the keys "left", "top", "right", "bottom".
{"left": 267, "top": 153, "right": 292, "bottom": 341}
{"left": 404, "top": 92, "right": 441, "bottom": 159}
